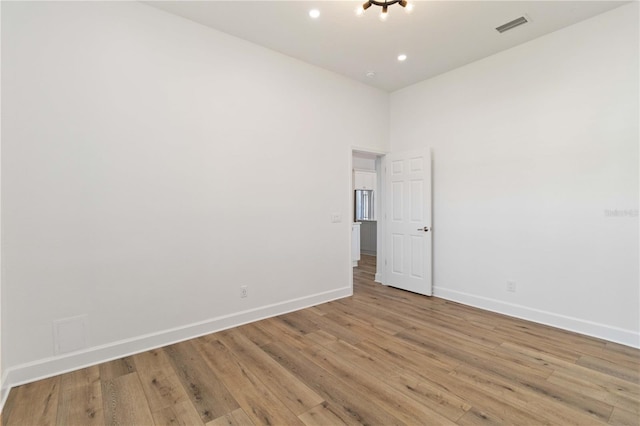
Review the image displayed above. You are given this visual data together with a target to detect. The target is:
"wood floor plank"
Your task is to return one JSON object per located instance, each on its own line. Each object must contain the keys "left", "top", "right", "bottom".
{"left": 300, "top": 342, "right": 458, "bottom": 425}
{"left": 395, "top": 329, "right": 554, "bottom": 382}
{"left": 455, "top": 407, "right": 508, "bottom": 426}
{"left": 404, "top": 324, "right": 555, "bottom": 378}
{"left": 262, "top": 341, "right": 403, "bottom": 425}
{"left": 1, "top": 381, "right": 19, "bottom": 424}
{"left": 451, "top": 364, "right": 611, "bottom": 425}
{"left": 101, "top": 373, "right": 154, "bottom": 425}
{"left": 56, "top": 370, "right": 103, "bottom": 426}
{"left": 331, "top": 298, "right": 407, "bottom": 335}
{"left": 277, "top": 311, "right": 320, "bottom": 335}
{"left": 608, "top": 407, "right": 640, "bottom": 426}
{"left": 132, "top": 346, "right": 193, "bottom": 414}
{"left": 206, "top": 408, "right": 254, "bottom": 426}
{"left": 289, "top": 309, "right": 365, "bottom": 346}
{"left": 234, "top": 322, "right": 273, "bottom": 347}
{"left": 547, "top": 369, "right": 640, "bottom": 415}
{"left": 321, "top": 310, "right": 399, "bottom": 343}
{"left": 59, "top": 365, "right": 100, "bottom": 389}
{"left": 490, "top": 326, "right": 586, "bottom": 363}
{"left": 216, "top": 328, "right": 324, "bottom": 415}
{"left": 195, "top": 335, "right": 303, "bottom": 425}
{"left": 137, "top": 368, "right": 189, "bottom": 413}
{"left": 607, "top": 341, "right": 640, "bottom": 358}
{"left": 492, "top": 313, "right": 638, "bottom": 368}
{"left": 326, "top": 338, "right": 470, "bottom": 421}
{"left": 577, "top": 354, "right": 640, "bottom": 384}
{"left": 3, "top": 377, "right": 60, "bottom": 426}
{"left": 301, "top": 329, "right": 339, "bottom": 347}
{"left": 253, "top": 317, "right": 308, "bottom": 351}
{"left": 164, "top": 340, "right": 240, "bottom": 423}
{"left": 132, "top": 348, "right": 173, "bottom": 373}
{"left": 98, "top": 356, "right": 136, "bottom": 381}
{"left": 152, "top": 400, "right": 205, "bottom": 426}
{"left": 500, "top": 343, "right": 638, "bottom": 418}
{"left": 354, "top": 338, "right": 454, "bottom": 379}
{"left": 298, "top": 402, "right": 354, "bottom": 426}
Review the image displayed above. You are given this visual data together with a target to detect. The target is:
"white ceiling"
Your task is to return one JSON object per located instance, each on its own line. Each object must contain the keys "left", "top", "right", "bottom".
{"left": 147, "top": 1, "right": 628, "bottom": 92}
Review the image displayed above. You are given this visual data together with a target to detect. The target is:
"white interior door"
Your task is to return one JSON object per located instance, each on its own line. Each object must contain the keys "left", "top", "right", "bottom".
{"left": 384, "top": 149, "right": 432, "bottom": 295}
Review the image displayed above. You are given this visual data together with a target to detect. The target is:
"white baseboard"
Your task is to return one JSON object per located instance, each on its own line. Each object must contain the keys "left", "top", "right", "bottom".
{"left": 0, "top": 287, "right": 352, "bottom": 412}
{"left": 434, "top": 286, "right": 640, "bottom": 349}
{"left": 374, "top": 273, "right": 383, "bottom": 283}
{"left": 1, "top": 371, "right": 10, "bottom": 415}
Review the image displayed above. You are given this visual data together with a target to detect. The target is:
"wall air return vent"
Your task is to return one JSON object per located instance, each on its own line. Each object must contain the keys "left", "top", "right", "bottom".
{"left": 496, "top": 16, "right": 529, "bottom": 33}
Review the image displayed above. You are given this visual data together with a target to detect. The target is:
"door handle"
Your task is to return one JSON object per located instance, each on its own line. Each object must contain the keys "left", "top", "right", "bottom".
{"left": 417, "top": 227, "right": 430, "bottom": 232}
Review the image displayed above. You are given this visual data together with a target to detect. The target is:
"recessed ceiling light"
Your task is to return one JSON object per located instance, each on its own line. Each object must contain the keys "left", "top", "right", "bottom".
{"left": 365, "top": 71, "right": 376, "bottom": 78}
{"left": 309, "top": 9, "right": 320, "bottom": 19}
{"left": 397, "top": 54, "right": 407, "bottom": 62}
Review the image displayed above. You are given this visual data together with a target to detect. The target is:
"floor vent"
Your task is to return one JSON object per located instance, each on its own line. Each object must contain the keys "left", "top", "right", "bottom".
{"left": 496, "top": 16, "right": 529, "bottom": 33}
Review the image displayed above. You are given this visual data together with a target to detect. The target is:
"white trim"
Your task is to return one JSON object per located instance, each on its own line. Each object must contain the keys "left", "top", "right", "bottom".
{"left": 434, "top": 286, "right": 640, "bottom": 349}
{"left": 348, "top": 149, "right": 355, "bottom": 292}
{"left": 0, "top": 286, "right": 351, "bottom": 411}
{"left": 351, "top": 147, "right": 388, "bottom": 287}
{"left": 352, "top": 146, "right": 387, "bottom": 156}
{"left": 0, "top": 371, "right": 9, "bottom": 414}
{"left": 377, "top": 155, "right": 387, "bottom": 284}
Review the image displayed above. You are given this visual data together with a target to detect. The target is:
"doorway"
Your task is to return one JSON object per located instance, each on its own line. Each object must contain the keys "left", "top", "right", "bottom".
{"left": 351, "top": 149, "right": 385, "bottom": 286}
{"left": 350, "top": 147, "right": 433, "bottom": 296}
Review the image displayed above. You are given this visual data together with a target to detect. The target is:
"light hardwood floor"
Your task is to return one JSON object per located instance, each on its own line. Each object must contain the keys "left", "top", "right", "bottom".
{"left": 3, "top": 255, "right": 639, "bottom": 425}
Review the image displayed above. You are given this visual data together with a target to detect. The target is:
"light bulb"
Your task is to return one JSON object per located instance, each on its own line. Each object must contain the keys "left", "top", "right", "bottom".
{"left": 309, "top": 9, "right": 320, "bottom": 19}
{"left": 379, "top": 6, "right": 388, "bottom": 21}
{"left": 356, "top": 5, "right": 365, "bottom": 16}
{"left": 405, "top": 3, "right": 414, "bottom": 13}
{"left": 397, "top": 54, "right": 407, "bottom": 61}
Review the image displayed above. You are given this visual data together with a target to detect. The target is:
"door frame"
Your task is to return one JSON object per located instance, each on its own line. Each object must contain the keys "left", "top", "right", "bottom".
{"left": 350, "top": 147, "right": 388, "bottom": 289}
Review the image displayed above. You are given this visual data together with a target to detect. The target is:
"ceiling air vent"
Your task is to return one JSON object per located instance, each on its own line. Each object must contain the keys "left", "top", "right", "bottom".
{"left": 496, "top": 16, "right": 528, "bottom": 33}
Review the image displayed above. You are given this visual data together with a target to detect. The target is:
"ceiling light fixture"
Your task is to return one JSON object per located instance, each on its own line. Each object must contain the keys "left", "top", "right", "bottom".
{"left": 357, "top": 0, "right": 412, "bottom": 19}
{"left": 309, "top": 9, "right": 320, "bottom": 19}
{"left": 397, "top": 54, "right": 407, "bottom": 62}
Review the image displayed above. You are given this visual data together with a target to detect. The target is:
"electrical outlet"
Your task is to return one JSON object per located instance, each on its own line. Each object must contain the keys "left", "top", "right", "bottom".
{"left": 240, "top": 285, "right": 248, "bottom": 298}
{"left": 506, "top": 281, "right": 517, "bottom": 292}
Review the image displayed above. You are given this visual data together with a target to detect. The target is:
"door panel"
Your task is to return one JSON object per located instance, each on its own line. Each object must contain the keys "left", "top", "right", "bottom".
{"left": 385, "top": 149, "right": 432, "bottom": 296}
{"left": 392, "top": 233, "right": 403, "bottom": 273}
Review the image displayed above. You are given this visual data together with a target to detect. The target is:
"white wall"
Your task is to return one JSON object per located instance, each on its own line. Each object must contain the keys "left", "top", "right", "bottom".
{"left": 1, "top": 1, "right": 389, "bottom": 389}
{"left": 353, "top": 154, "right": 377, "bottom": 171}
{"left": 391, "top": 3, "right": 639, "bottom": 346}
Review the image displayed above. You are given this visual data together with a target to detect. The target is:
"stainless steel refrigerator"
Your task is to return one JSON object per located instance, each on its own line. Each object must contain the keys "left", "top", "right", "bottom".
{"left": 354, "top": 189, "right": 374, "bottom": 221}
